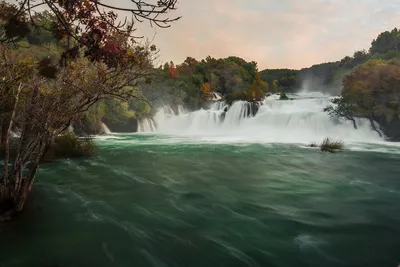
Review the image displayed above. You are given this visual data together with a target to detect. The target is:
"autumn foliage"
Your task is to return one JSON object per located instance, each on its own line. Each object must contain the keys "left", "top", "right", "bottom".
{"left": 0, "top": 0, "right": 179, "bottom": 71}
{"left": 326, "top": 59, "right": 400, "bottom": 139}
{"left": 168, "top": 61, "right": 178, "bottom": 78}
{"left": 342, "top": 59, "right": 400, "bottom": 122}
{"left": 202, "top": 82, "right": 212, "bottom": 98}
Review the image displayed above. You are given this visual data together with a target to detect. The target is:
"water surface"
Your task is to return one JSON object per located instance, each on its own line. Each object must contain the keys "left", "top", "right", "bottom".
{"left": 1, "top": 134, "right": 400, "bottom": 267}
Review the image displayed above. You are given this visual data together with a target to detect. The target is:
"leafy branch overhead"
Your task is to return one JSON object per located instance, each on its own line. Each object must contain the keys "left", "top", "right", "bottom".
{"left": 0, "top": 0, "right": 179, "bottom": 218}
{"left": 0, "top": 0, "right": 180, "bottom": 74}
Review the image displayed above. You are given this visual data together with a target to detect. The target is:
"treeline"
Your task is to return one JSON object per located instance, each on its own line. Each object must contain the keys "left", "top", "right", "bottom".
{"left": 80, "top": 56, "right": 274, "bottom": 133}
{"left": 294, "top": 28, "right": 400, "bottom": 94}
{"left": 259, "top": 69, "right": 298, "bottom": 92}
{"left": 152, "top": 56, "right": 271, "bottom": 110}
{"left": 325, "top": 28, "right": 400, "bottom": 140}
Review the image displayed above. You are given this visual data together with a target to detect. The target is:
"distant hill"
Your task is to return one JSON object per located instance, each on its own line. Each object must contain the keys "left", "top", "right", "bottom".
{"left": 259, "top": 27, "right": 399, "bottom": 95}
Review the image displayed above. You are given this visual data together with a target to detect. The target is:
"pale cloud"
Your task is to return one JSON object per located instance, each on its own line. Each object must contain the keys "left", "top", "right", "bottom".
{"left": 128, "top": 0, "right": 399, "bottom": 69}
{"left": 17, "top": 0, "right": 399, "bottom": 69}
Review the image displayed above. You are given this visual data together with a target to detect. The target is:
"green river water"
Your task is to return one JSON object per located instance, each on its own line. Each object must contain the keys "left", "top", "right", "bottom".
{"left": 1, "top": 134, "right": 400, "bottom": 267}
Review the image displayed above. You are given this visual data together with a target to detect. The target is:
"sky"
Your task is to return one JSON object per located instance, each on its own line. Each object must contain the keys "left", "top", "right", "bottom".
{"left": 10, "top": 0, "right": 399, "bottom": 69}
{"left": 130, "top": 0, "right": 400, "bottom": 70}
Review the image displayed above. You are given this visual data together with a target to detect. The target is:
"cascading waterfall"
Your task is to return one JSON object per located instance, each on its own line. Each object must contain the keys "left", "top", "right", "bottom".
{"left": 212, "top": 101, "right": 228, "bottom": 111}
{"left": 139, "top": 92, "right": 384, "bottom": 143}
{"left": 137, "top": 106, "right": 187, "bottom": 133}
{"left": 178, "top": 105, "right": 186, "bottom": 115}
{"left": 137, "top": 118, "right": 157, "bottom": 132}
{"left": 211, "top": 92, "right": 222, "bottom": 101}
{"left": 101, "top": 122, "right": 112, "bottom": 134}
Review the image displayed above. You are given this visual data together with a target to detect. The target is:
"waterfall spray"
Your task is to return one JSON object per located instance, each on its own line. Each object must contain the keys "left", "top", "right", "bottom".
{"left": 138, "top": 93, "right": 383, "bottom": 143}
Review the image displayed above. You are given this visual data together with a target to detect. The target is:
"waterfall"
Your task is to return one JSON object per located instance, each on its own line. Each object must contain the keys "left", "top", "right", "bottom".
{"left": 137, "top": 93, "right": 384, "bottom": 143}
{"left": 211, "top": 92, "right": 222, "bottom": 101}
{"left": 137, "top": 118, "right": 157, "bottom": 132}
{"left": 68, "top": 123, "right": 74, "bottom": 133}
{"left": 178, "top": 105, "right": 186, "bottom": 115}
{"left": 101, "top": 122, "right": 112, "bottom": 134}
{"left": 212, "top": 101, "right": 228, "bottom": 111}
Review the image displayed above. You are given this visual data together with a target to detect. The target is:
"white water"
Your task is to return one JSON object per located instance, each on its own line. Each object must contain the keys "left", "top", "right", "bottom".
{"left": 101, "top": 122, "right": 112, "bottom": 134}
{"left": 138, "top": 93, "right": 385, "bottom": 144}
{"left": 137, "top": 118, "right": 157, "bottom": 132}
{"left": 211, "top": 92, "right": 222, "bottom": 101}
{"left": 67, "top": 124, "right": 74, "bottom": 133}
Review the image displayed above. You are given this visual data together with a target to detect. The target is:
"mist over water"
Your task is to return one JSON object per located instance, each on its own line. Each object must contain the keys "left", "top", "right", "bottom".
{"left": 140, "top": 92, "right": 382, "bottom": 145}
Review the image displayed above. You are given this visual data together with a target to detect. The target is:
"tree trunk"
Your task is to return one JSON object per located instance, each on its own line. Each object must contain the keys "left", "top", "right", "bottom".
{"left": 0, "top": 120, "right": 7, "bottom": 151}
{"left": 350, "top": 118, "right": 358, "bottom": 130}
{"left": 0, "top": 84, "right": 43, "bottom": 219}
{"left": 0, "top": 120, "right": 2, "bottom": 150}
{"left": 1, "top": 83, "right": 22, "bottom": 202}
{"left": 369, "top": 117, "right": 383, "bottom": 137}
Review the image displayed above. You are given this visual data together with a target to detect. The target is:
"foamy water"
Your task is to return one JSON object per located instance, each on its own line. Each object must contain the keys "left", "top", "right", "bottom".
{"left": 138, "top": 93, "right": 387, "bottom": 145}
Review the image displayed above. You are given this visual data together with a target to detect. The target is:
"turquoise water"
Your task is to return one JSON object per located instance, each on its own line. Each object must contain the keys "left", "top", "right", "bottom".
{"left": 1, "top": 134, "right": 400, "bottom": 267}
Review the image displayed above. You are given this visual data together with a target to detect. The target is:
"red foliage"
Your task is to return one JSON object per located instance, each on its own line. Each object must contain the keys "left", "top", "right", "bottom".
{"left": 168, "top": 61, "right": 177, "bottom": 78}
{"left": 0, "top": 0, "right": 178, "bottom": 69}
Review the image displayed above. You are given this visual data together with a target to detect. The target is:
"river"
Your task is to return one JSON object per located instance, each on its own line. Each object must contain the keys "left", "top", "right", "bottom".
{"left": 1, "top": 93, "right": 400, "bottom": 267}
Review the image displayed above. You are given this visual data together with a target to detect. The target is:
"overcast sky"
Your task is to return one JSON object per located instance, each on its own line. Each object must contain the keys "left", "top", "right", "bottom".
{"left": 11, "top": 0, "right": 399, "bottom": 69}
{"left": 132, "top": 0, "right": 399, "bottom": 70}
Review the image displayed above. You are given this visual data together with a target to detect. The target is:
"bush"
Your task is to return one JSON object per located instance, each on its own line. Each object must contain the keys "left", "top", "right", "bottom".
{"left": 42, "top": 133, "right": 96, "bottom": 161}
{"left": 320, "top": 138, "right": 344, "bottom": 152}
{"left": 225, "top": 90, "right": 247, "bottom": 104}
{"left": 309, "top": 142, "right": 318, "bottom": 148}
{"left": 308, "top": 138, "right": 344, "bottom": 152}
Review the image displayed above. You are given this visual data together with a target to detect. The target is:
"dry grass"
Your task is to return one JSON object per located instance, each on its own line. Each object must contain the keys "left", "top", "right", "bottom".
{"left": 309, "top": 138, "right": 344, "bottom": 152}
{"left": 320, "top": 138, "right": 344, "bottom": 152}
{"left": 309, "top": 142, "right": 318, "bottom": 148}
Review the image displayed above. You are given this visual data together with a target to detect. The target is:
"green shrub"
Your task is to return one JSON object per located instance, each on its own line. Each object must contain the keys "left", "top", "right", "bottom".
{"left": 43, "top": 133, "right": 96, "bottom": 161}
{"left": 1, "top": 133, "right": 95, "bottom": 162}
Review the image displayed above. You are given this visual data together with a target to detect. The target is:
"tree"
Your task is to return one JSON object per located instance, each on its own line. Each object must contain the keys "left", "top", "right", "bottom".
{"left": 248, "top": 81, "right": 264, "bottom": 101}
{"left": 253, "top": 73, "right": 268, "bottom": 94}
{"left": 0, "top": 43, "right": 157, "bottom": 218}
{"left": 201, "top": 82, "right": 212, "bottom": 99}
{"left": 325, "top": 59, "right": 400, "bottom": 137}
{"left": 184, "top": 57, "right": 198, "bottom": 68}
{"left": 0, "top": 0, "right": 179, "bottom": 68}
{"left": 271, "top": 80, "right": 279, "bottom": 93}
{"left": 370, "top": 28, "right": 400, "bottom": 54}
{"left": 324, "top": 97, "right": 358, "bottom": 130}
{"left": 168, "top": 61, "right": 177, "bottom": 78}
{"left": 0, "top": 0, "right": 180, "bottom": 219}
